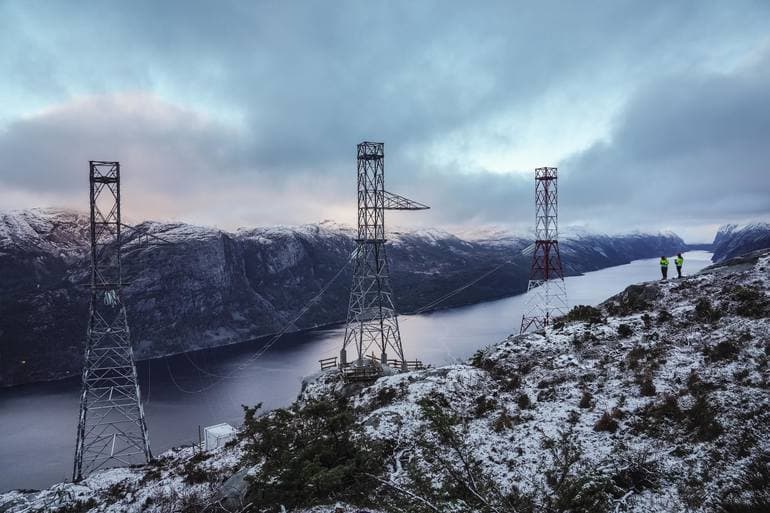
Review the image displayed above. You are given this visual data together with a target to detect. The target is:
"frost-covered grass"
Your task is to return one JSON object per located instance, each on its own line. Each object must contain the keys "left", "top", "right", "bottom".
{"left": 0, "top": 444, "right": 243, "bottom": 513}
{"left": 300, "top": 253, "right": 770, "bottom": 512}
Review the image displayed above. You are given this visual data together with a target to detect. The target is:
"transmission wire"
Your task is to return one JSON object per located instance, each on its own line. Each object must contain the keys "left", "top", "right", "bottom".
{"left": 167, "top": 254, "right": 516, "bottom": 394}
{"left": 165, "top": 251, "right": 356, "bottom": 394}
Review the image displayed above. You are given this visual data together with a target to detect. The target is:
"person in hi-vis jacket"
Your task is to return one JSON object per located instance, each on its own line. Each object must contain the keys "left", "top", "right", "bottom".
{"left": 675, "top": 253, "right": 684, "bottom": 278}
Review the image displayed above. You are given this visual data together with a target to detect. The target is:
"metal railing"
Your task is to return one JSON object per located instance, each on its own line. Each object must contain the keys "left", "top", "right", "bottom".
{"left": 319, "top": 356, "right": 427, "bottom": 381}
{"left": 319, "top": 357, "right": 338, "bottom": 371}
{"left": 341, "top": 365, "right": 383, "bottom": 382}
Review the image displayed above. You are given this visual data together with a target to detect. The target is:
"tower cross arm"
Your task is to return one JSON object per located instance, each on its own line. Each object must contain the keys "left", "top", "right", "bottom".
{"left": 383, "top": 190, "right": 430, "bottom": 211}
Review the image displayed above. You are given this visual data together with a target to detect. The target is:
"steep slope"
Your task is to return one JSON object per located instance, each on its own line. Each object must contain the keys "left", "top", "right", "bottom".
{"left": 291, "top": 250, "right": 770, "bottom": 512}
{"left": 0, "top": 208, "right": 686, "bottom": 386}
{"left": 712, "top": 222, "right": 770, "bottom": 262}
{"left": 2, "top": 250, "right": 767, "bottom": 513}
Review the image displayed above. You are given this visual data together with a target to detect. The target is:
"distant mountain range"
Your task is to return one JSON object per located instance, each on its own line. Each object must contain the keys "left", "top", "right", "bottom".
{"left": 0, "top": 208, "right": 688, "bottom": 386}
{"left": 711, "top": 222, "right": 770, "bottom": 262}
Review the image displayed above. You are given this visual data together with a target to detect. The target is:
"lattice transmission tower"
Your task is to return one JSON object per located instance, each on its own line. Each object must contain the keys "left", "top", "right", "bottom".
{"left": 520, "top": 166, "right": 567, "bottom": 334}
{"left": 338, "top": 142, "right": 428, "bottom": 378}
{"left": 74, "top": 161, "right": 151, "bottom": 481}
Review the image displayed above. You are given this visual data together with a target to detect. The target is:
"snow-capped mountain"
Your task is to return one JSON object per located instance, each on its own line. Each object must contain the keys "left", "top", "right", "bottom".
{"left": 2, "top": 248, "right": 767, "bottom": 513}
{"left": 712, "top": 222, "right": 770, "bottom": 263}
{"left": 0, "top": 208, "right": 686, "bottom": 387}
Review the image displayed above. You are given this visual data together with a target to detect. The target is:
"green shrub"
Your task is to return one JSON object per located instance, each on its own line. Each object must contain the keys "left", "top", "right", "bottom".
{"left": 408, "top": 396, "right": 531, "bottom": 512}
{"left": 633, "top": 394, "right": 682, "bottom": 438}
{"left": 240, "top": 399, "right": 388, "bottom": 510}
{"left": 481, "top": 360, "right": 521, "bottom": 392}
{"left": 106, "top": 482, "right": 128, "bottom": 500}
{"left": 635, "top": 390, "right": 722, "bottom": 442}
{"left": 704, "top": 340, "right": 739, "bottom": 362}
{"left": 178, "top": 451, "right": 212, "bottom": 485}
{"left": 731, "top": 286, "right": 770, "bottom": 318}
{"left": 626, "top": 346, "right": 646, "bottom": 370}
{"left": 686, "top": 394, "right": 723, "bottom": 442}
{"left": 594, "top": 411, "right": 619, "bottom": 433}
{"left": 517, "top": 393, "right": 532, "bottom": 409}
{"left": 53, "top": 499, "right": 98, "bottom": 513}
{"left": 492, "top": 409, "right": 515, "bottom": 432}
{"left": 564, "top": 305, "right": 604, "bottom": 324}
{"left": 639, "top": 373, "right": 656, "bottom": 397}
{"left": 469, "top": 349, "right": 485, "bottom": 367}
{"left": 686, "top": 371, "right": 712, "bottom": 395}
{"left": 606, "top": 284, "right": 659, "bottom": 316}
{"left": 539, "top": 429, "right": 620, "bottom": 513}
{"left": 474, "top": 394, "right": 498, "bottom": 416}
{"left": 612, "top": 451, "right": 658, "bottom": 492}
{"left": 552, "top": 473, "right": 619, "bottom": 513}
{"left": 694, "top": 298, "right": 722, "bottom": 323}
{"left": 182, "top": 459, "right": 214, "bottom": 484}
{"left": 651, "top": 394, "right": 683, "bottom": 420}
{"left": 719, "top": 454, "right": 770, "bottom": 512}
{"left": 140, "top": 467, "right": 162, "bottom": 484}
{"left": 372, "top": 384, "right": 405, "bottom": 409}
{"left": 731, "top": 285, "right": 762, "bottom": 302}
{"left": 617, "top": 324, "right": 634, "bottom": 338}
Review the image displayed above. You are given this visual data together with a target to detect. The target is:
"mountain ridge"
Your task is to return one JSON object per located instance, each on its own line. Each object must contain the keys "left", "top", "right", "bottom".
{"left": 0, "top": 208, "right": 687, "bottom": 387}
{"left": 712, "top": 222, "right": 770, "bottom": 262}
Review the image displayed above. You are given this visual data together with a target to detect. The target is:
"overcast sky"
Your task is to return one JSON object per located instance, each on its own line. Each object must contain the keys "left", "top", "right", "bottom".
{"left": 1, "top": 1, "right": 768, "bottom": 242}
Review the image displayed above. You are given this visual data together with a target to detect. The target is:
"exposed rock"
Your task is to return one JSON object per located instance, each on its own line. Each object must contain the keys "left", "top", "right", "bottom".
{"left": 712, "top": 222, "right": 770, "bottom": 262}
{"left": 0, "top": 208, "right": 687, "bottom": 386}
{"left": 218, "top": 465, "right": 254, "bottom": 511}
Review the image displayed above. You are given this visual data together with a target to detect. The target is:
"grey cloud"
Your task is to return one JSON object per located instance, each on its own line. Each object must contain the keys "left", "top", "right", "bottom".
{"left": 0, "top": 94, "right": 243, "bottom": 195}
{"left": 4, "top": 1, "right": 769, "bottom": 170}
{"left": 1, "top": 1, "right": 769, "bottom": 237}
{"left": 560, "top": 51, "right": 770, "bottom": 232}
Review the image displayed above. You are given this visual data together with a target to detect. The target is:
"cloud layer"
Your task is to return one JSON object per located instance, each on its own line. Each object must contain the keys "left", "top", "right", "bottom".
{"left": 0, "top": 1, "right": 768, "bottom": 240}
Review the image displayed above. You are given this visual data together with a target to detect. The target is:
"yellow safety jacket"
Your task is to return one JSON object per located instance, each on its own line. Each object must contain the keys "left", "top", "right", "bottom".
{"left": 660, "top": 258, "right": 669, "bottom": 267}
{"left": 675, "top": 256, "right": 684, "bottom": 266}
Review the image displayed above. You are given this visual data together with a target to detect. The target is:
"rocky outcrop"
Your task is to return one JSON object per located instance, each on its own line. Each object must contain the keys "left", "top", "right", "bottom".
{"left": 0, "top": 208, "right": 686, "bottom": 386}
{"left": 712, "top": 222, "right": 770, "bottom": 262}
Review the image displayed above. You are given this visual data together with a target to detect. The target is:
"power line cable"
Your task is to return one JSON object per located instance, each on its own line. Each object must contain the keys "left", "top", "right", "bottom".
{"left": 166, "top": 251, "right": 356, "bottom": 394}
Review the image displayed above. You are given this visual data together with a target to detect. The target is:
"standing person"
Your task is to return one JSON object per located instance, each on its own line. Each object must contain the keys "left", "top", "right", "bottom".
{"left": 675, "top": 253, "right": 684, "bottom": 278}
{"left": 660, "top": 256, "right": 669, "bottom": 280}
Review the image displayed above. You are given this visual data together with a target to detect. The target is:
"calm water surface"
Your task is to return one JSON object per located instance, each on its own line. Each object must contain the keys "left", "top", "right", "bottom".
{"left": 0, "top": 251, "right": 712, "bottom": 490}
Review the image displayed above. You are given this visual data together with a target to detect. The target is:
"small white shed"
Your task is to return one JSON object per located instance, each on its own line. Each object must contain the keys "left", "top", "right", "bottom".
{"left": 203, "top": 423, "right": 237, "bottom": 451}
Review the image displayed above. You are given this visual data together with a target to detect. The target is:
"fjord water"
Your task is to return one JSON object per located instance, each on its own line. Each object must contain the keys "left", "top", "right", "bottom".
{"left": 0, "top": 251, "right": 712, "bottom": 491}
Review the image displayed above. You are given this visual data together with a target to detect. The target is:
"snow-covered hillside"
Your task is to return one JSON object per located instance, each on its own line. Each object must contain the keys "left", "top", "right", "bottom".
{"left": 3, "top": 250, "right": 768, "bottom": 513}
{"left": 712, "top": 222, "right": 770, "bottom": 263}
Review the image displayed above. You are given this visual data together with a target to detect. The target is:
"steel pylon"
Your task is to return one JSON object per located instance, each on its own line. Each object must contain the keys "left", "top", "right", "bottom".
{"left": 339, "top": 142, "right": 428, "bottom": 375}
{"left": 520, "top": 167, "right": 568, "bottom": 334}
{"left": 73, "top": 161, "right": 151, "bottom": 481}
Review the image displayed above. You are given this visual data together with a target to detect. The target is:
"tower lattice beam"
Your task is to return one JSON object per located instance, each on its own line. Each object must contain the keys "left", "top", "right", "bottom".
{"left": 73, "top": 161, "right": 151, "bottom": 481}
{"left": 338, "top": 142, "right": 428, "bottom": 379}
{"left": 520, "top": 167, "right": 567, "bottom": 334}
{"left": 383, "top": 190, "right": 430, "bottom": 210}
